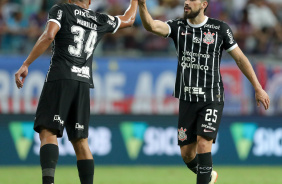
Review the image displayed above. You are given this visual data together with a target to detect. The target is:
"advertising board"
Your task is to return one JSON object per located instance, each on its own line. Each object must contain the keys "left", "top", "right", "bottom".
{"left": 1, "top": 115, "right": 281, "bottom": 165}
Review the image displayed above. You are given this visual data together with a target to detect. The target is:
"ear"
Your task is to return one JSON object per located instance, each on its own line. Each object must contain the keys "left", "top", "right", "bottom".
{"left": 202, "top": 1, "right": 208, "bottom": 10}
{"left": 89, "top": 0, "right": 91, "bottom": 5}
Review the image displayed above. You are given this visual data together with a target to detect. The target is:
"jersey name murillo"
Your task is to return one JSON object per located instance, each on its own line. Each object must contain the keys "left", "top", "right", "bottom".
{"left": 46, "top": 3, "right": 120, "bottom": 88}
{"left": 166, "top": 16, "right": 238, "bottom": 102}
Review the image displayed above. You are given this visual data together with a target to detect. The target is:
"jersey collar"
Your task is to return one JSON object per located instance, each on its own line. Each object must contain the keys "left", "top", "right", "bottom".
{"left": 186, "top": 16, "right": 209, "bottom": 28}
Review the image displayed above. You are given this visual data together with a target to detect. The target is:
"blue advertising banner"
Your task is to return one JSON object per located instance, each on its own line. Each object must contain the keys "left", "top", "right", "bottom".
{"left": 0, "top": 115, "right": 281, "bottom": 165}
{"left": 0, "top": 56, "right": 281, "bottom": 115}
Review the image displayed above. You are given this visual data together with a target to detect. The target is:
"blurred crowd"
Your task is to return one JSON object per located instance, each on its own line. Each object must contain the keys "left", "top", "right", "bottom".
{"left": 0, "top": 0, "right": 282, "bottom": 57}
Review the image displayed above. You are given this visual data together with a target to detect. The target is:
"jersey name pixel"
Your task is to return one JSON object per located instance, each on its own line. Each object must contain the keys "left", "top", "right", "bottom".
{"left": 74, "top": 9, "right": 97, "bottom": 20}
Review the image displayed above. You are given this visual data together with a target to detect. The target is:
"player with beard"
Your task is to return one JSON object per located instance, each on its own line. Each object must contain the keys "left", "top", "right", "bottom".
{"left": 138, "top": 0, "right": 270, "bottom": 184}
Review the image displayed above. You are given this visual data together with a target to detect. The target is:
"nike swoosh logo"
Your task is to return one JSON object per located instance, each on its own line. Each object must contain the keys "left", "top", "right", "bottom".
{"left": 204, "top": 129, "right": 213, "bottom": 133}
{"left": 181, "top": 32, "right": 191, "bottom": 35}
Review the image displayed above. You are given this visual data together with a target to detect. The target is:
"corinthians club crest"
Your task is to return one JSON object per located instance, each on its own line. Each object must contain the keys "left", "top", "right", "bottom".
{"left": 203, "top": 32, "right": 215, "bottom": 45}
{"left": 178, "top": 127, "right": 187, "bottom": 142}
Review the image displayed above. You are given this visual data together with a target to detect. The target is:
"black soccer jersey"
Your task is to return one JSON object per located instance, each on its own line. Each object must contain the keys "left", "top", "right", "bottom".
{"left": 46, "top": 3, "right": 121, "bottom": 88}
{"left": 166, "top": 16, "right": 238, "bottom": 102}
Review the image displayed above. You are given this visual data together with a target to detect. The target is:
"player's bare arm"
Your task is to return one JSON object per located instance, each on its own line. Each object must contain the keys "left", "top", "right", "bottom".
{"left": 112, "top": 0, "right": 138, "bottom": 29}
{"left": 138, "top": 0, "right": 169, "bottom": 37}
{"left": 229, "top": 47, "right": 270, "bottom": 110}
{"left": 15, "top": 22, "right": 60, "bottom": 89}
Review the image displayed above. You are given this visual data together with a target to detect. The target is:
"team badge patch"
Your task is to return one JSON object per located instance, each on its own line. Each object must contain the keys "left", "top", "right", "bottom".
{"left": 203, "top": 32, "right": 215, "bottom": 45}
{"left": 178, "top": 127, "right": 187, "bottom": 142}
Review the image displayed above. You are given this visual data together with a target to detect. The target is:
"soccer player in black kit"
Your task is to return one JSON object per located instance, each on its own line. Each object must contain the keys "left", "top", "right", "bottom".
{"left": 15, "top": 0, "right": 138, "bottom": 184}
{"left": 138, "top": 0, "right": 270, "bottom": 183}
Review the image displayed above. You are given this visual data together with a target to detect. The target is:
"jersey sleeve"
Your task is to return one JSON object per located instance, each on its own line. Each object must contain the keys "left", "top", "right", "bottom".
{"left": 96, "top": 13, "right": 121, "bottom": 34}
{"left": 165, "top": 19, "right": 180, "bottom": 38}
{"left": 221, "top": 22, "right": 238, "bottom": 52}
{"left": 47, "top": 4, "right": 64, "bottom": 29}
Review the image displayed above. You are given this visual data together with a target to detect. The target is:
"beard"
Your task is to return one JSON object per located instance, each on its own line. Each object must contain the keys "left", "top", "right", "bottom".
{"left": 184, "top": 8, "right": 201, "bottom": 19}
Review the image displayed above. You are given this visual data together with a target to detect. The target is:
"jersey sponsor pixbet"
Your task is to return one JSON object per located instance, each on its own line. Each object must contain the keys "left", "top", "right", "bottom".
{"left": 46, "top": 3, "right": 121, "bottom": 88}
{"left": 166, "top": 16, "right": 238, "bottom": 102}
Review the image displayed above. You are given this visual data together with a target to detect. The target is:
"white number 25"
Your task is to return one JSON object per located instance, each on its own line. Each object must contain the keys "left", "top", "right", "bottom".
{"left": 205, "top": 109, "right": 218, "bottom": 123}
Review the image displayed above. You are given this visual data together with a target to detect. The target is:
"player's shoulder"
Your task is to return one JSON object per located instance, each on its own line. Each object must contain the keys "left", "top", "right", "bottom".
{"left": 95, "top": 12, "right": 110, "bottom": 19}
{"left": 95, "top": 12, "right": 116, "bottom": 23}
{"left": 166, "top": 18, "right": 185, "bottom": 26}
{"left": 207, "top": 17, "right": 230, "bottom": 29}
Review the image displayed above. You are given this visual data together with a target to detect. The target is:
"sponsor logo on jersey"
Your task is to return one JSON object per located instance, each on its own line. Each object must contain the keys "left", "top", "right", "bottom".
{"left": 178, "top": 127, "right": 187, "bottom": 142}
{"left": 193, "top": 37, "right": 201, "bottom": 43}
{"left": 182, "top": 51, "right": 210, "bottom": 59}
{"left": 203, "top": 32, "right": 215, "bottom": 45}
{"left": 181, "top": 51, "right": 210, "bottom": 70}
{"left": 181, "top": 59, "right": 209, "bottom": 71}
{"left": 177, "top": 21, "right": 184, "bottom": 25}
{"left": 71, "top": 66, "right": 90, "bottom": 79}
{"left": 57, "top": 10, "right": 63, "bottom": 20}
{"left": 54, "top": 115, "right": 64, "bottom": 125}
{"left": 204, "top": 24, "right": 220, "bottom": 30}
{"left": 75, "top": 123, "right": 84, "bottom": 130}
{"left": 226, "top": 29, "right": 234, "bottom": 44}
{"left": 184, "top": 86, "right": 205, "bottom": 95}
{"left": 201, "top": 124, "right": 216, "bottom": 131}
{"left": 74, "top": 9, "right": 96, "bottom": 21}
{"left": 107, "top": 19, "right": 116, "bottom": 28}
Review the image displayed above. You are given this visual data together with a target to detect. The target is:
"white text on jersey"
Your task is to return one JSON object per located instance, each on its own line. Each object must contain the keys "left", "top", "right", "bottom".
{"left": 74, "top": 9, "right": 97, "bottom": 21}
{"left": 184, "top": 87, "right": 205, "bottom": 95}
{"left": 77, "top": 19, "right": 97, "bottom": 30}
{"left": 181, "top": 60, "right": 209, "bottom": 71}
{"left": 204, "top": 24, "right": 221, "bottom": 30}
{"left": 71, "top": 66, "right": 90, "bottom": 79}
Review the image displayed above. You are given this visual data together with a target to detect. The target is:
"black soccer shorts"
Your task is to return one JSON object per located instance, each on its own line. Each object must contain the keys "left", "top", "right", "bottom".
{"left": 34, "top": 80, "right": 90, "bottom": 140}
{"left": 177, "top": 99, "right": 224, "bottom": 145}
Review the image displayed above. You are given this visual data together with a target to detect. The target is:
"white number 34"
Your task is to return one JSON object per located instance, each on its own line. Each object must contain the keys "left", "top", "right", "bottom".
{"left": 68, "top": 25, "right": 97, "bottom": 60}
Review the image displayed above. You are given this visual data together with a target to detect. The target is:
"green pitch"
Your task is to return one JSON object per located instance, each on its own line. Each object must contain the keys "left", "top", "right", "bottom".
{"left": 1, "top": 166, "right": 282, "bottom": 184}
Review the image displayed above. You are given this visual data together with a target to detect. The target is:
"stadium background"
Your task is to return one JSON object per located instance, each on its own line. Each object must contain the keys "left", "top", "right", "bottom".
{"left": 0, "top": 0, "right": 282, "bottom": 183}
